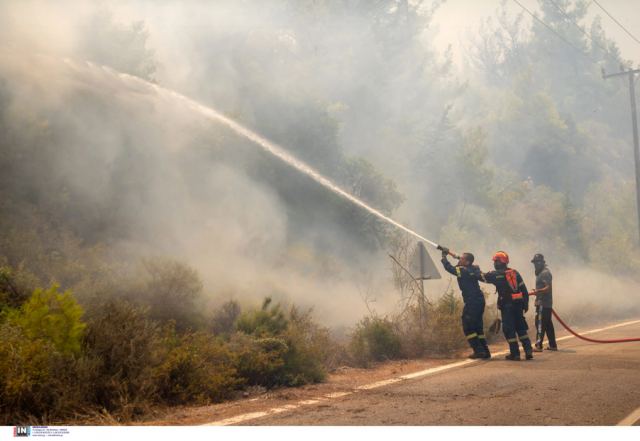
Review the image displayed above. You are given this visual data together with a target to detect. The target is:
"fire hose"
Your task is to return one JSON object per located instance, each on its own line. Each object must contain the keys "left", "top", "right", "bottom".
{"left": 550, "top": 309, "right": 640, "bottom": 343}
{"left": 437, "top": 244, "right": 640, "bottom": 344}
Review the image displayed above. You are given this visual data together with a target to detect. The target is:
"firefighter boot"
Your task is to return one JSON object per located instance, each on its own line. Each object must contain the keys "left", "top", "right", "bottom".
{"left": 520, "top": 335, "right": 533, "bottom": 360}
{"left": 505, "top": 340, "right": 520, "bottom": 361}
{"left": 478, "top": 335, "right": 491, "bottom": 359}
{"left": 467, "top": 337, "right": 484, "bottom": 359}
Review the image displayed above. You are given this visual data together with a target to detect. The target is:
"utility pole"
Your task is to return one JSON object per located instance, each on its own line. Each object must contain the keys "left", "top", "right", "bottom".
{"left": 603, "top": 66, "right": 640, "bottom": 245}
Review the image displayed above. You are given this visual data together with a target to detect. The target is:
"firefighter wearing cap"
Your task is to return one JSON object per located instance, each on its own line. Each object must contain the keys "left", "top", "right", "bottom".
{"left": 441, "top": 250, "right": 491, "bottom": 359}
{"left": 530, "top": 254, "right": 557, "bottom": 351}
{"left": 481, "top": 251, "right": 533, "bottom": 360}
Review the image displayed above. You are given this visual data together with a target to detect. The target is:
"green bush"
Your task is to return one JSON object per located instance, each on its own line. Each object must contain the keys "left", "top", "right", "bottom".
{"left": 0, "top": 286, "right": 93, "bottom": 424}
{"left": 280, "top": 307, "right": 329, "bottom": 385}
{"left": 236, "top": 297, "right": 287, "bottom": 336}
{"left": 229, "top": 333, "right": 289, "bottom": 388}
{"left": 7, "top": 285, "right": 85, "bottom": 355}
{"left": 350, "top": 316, "right": 402, "bottom": 367}
{"left": 154, "top": 330, "right": 239, "bottom": 405}
{"left": 233, "top": 298, "right": 329, "bottom": 387}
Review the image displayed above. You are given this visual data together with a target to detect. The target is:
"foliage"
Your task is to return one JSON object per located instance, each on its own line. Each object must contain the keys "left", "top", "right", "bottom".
{"left": 0, "top": 321, "right": 92, "bottom": 424}
{"left": 349, "top": 316, "right": 402, "bottom": 367}
{"left": 229, "top": 333, "right": 289, "bottom": 388}
{"left": 236, "top": 297, "right": 288, "bottom": 336}
{"left": 83, "top": 299, "right": 161, "bottom": 415}
{"left": 235, "top": 298, "right": 329, "bottom": 386}
{"left": 134, "top": 258, "right": 205, "bottom": 330}
{"left": 7, "top": 285, "right": 85, "bottom": 355}
{"left": 211, "top": 300, "right": 241, "bottom": 336}
{"left": 155, "top": 330, "right": 239, "bottom": 405}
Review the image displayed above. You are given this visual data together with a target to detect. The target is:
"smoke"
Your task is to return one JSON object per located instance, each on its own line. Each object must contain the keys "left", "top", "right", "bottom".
{"left": 1, "top": 0, "right": 638, "bottom": 329}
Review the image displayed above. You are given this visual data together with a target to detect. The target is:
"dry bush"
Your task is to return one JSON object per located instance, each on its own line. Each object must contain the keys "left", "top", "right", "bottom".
{"left": 134, "top": 258, "right": 205, "bottom": 330}
{"left": 154, "top": 330, "right": 239, "bottom": 405}
{"left": 423, "top": 290, "right": 466, "bottom": 354}
{"left": 211, "top": 300, "right": 241, "bottom": 336}
{"left": 83, "top": 299, "right": 162, "bottom": 418}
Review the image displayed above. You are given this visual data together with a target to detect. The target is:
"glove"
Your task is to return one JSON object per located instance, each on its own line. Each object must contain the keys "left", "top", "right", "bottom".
{"left": 439, "top": 246, "right": 449, "bottom": 258}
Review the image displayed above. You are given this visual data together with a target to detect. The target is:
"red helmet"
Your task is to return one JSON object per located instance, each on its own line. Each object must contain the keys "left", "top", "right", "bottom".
{"left": 492, "top": 251, "right": 509, "bottom": 264}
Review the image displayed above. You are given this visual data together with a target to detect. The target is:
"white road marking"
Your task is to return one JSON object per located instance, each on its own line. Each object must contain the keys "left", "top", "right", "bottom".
{"left": 399, "top": 359, "right": 478, "bottom": 380}
{"left": 356, "top": 378, "right": 402, "bottom": 390}
{"left": 202, "top": 318, "right": 640, "bottom": 426}
{"left": 617, "top": 406, "right": 640, "bottom": 426}
{"left": 324, "top": 391, "right": 352, "bottom": 399}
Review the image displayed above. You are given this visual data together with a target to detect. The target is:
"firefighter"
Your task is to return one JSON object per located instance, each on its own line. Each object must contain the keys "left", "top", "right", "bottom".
{"left": 529, "top": 254, "right": 557, "bottom": 351}
{"left": 441, "top": 249, "right": 490, "bottom": 359}
{"left": 481, "top": 251, "right": 533, "bottom": 361}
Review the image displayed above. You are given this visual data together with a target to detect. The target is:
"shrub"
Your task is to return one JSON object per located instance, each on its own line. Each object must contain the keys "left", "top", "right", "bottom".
{"left": 7, "top": 285, "right": 85, "bottom": 355}
{"left": 280, "top": 307, "right": 329, "bottom": 385}
{"left": 394, "top": 303, "right": 430, "bottom": 358}
{"left": 0, "top": 322, "right": 67, "bottom": 423}
{"left": 229, "top": 333, "right": 289, "bottom": 388}
{"left": 0, "top": 286, "right": 92, "bottom": 424}
{"left": 236, "top": 297, "right": 287, "bottom": 336}
{"left": 154, "top": 330, "right": 239, "bottom": 405}
{"left": 425, "top": 290, "right": 466, "bottom": 354}
{"left": 83, "top": 299, "right": 161, "bottom": 416}
{"left": 232, "top": 298, "right": 329, "bottom": 387}
{"left": 132, "top": 258, "right": 205, "bottom": 330}
{"left": 211, "top": 300, "right": 241, "bottom": 336}
{"left": 0, "top": 265, "right": 33, "bottom": 310}
{"left": 350, "top": 316, "right": 402, "bottom": 367}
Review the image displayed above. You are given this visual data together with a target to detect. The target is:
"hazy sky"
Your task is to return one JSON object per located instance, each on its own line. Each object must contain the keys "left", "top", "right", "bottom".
{"left": 433, "top": 0, "right": 640, "bottom": 69}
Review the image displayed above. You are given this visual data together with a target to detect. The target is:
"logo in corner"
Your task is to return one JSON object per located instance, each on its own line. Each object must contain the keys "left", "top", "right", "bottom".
{"left": 13, "top": 426, "right": 31, "bottom": 437}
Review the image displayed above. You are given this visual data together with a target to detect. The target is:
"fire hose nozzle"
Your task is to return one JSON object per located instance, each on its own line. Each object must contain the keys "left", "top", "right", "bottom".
{"left": 437, "top": 245, "right": 460, "bottom": 260}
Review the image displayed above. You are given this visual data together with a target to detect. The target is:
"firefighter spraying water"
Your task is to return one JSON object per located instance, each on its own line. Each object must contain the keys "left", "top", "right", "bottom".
{"left": 59, "top": 57, "right": 640, "bottom": 351}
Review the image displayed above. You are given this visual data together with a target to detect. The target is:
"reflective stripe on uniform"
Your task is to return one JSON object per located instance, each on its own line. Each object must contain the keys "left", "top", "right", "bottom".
{"left": 456, "top": 267, "right": 461, "bottom": 277}
{"left": 507, "top": 338, "right": 518, "bottom": 343}
{"left": 478, "top": 334, "right": 486, "bottom": 340}
{"left": 511, "top": 292, "right": 523, "bottom": 300}
{"left": 518, "top": 334, "right": 530, "bottom": 340}
{"left": 466, "top": 332, "right": 478, "bottom": 340}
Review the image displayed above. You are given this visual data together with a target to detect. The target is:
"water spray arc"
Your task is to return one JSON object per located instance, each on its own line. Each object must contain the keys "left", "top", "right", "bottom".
{"left": 66, "top": 59, "right": 439, "bottom": 249}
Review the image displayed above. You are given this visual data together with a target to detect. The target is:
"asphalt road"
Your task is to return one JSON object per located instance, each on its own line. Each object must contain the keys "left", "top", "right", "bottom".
{"left": 250, "top": 321, "right": 640, "bottom": 425}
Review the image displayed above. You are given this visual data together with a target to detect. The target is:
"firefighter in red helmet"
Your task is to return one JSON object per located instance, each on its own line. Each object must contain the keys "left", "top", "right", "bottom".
{"left": 480, "top": 251, "right": 533, "bottom": 360}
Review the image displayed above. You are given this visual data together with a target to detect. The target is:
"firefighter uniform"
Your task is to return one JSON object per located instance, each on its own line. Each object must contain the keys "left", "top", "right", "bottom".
{"left": 441, "top": 257, "right": 490, "bottom": 358}
{"left": 482, "top": 252, "right": 533, "bottom": 360}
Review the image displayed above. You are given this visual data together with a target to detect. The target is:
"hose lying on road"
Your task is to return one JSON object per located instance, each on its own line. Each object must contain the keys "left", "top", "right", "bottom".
{"left": 551, "top": 309, "right": 640, "bottom": 343}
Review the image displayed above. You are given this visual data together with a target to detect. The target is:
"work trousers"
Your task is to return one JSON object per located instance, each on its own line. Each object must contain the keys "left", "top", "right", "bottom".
{"left": 535, "top": 305, "right": 557, "bottom": 349}
{"left": 500, "top": 301, "right": 532, "bottom": 356}
{"left": 462, "top": 299, "right": 489, "bottom": 354}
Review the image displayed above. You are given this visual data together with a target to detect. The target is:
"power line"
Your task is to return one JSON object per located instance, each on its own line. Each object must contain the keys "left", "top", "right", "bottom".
{"left": 546, "top": 0, "right": 611, "bottom": 56}
{"left": 592, "top": 0, "right": 640, "bottom": 46}
{"left": 510, "top": 0, "right": 597, "bottom": 64}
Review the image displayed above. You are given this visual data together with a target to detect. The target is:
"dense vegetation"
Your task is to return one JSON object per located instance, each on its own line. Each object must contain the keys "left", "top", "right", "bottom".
{"left": 1, "top": 0, "right": 639, "bottom": 423}
{"left": 0, "top": 265, "right": 336, "bottom": 423}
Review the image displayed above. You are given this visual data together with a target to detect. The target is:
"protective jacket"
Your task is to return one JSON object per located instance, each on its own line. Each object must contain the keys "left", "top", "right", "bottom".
{"left": 482, "top": 268, "right": 529, "bottom": 310}
{"left": 441, "top": 259, "right": 484, "bottom": 304}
